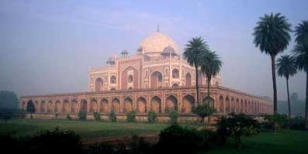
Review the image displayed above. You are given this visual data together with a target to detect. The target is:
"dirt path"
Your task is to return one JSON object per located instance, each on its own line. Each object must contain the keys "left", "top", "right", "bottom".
{"left": 82, "top": 133, "right": 159, "bottom": 145}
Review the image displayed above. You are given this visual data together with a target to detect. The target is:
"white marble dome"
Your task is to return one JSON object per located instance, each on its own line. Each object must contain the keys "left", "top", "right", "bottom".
{"left": 139, "top": 32, "right": 180, "bottom": 55}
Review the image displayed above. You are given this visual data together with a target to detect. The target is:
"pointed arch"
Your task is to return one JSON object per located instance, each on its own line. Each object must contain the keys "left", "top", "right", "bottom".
{"left": 182, "top": 95, "right": 195, "bottom": 113}
{"left": 185, "top": 73, "right": 192, "bottom": 87}
{"left": 95, "top": 78, "right": 104, "bottom": 92}
{"left": 40, "top": 101, "right": 46, "bottom": 113}
{"left": 112, "top": 98, "right": 120, "bottom": 113}
{"left": 165, "top": 95, "right": 178, "bottom": 113}
{"left": 90, "top": 99, "right": 98, "bottom": 113}
{"left": 151, "top": 71, "right": 163, "bottom": 88}
{"left": 55, "top": 100, "right": 61, "bottom": 113}
{"left": 100, "top": 98, "right": 109, "bottom": 113}
{"left": 172, "top": 69, "right": 179, "bottom": 78}
{"left": 63, "top": 99, "right": 70, "bottom": 113}
{"left": 80, "top": 99, "right": 88, "bottom": 112}
{"left": 219, "top": 95, "right": 224, "bottom": 113}
{"left": 225, "top": 97, "right": 230, "bottom": 113}
{"left": 151, "top": 96, "right": 161, "bottom": 113}
{"left": 47, "top": 101, "right": 53, "bottom": 113}
{"left": 124, "top": 97, "right": 133, "bottom": 113}
{"left": 137, "top": 97, "right": 147, "bottom": 113}
{"left": 71, "top": 99, "right": 78, "bottom": 113}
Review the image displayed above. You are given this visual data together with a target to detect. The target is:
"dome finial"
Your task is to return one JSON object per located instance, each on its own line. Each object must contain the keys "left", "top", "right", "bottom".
{"left": 157, "top": 24, "right": 160, "bottom": 32}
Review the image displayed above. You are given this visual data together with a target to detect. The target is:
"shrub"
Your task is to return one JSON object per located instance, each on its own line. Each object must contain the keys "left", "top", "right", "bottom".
{"left": 126, "top": 110, "right": 136, "bottom": 122}
{"left": 0, "top": 134, "right": 21, "bottom": 153}
{"left": 66, "top": 114, "right": 72, "bottom": 120}
{"left": 217, "top": 114, "right": 260, "bottom": 149}
{"left": 93, "top": 112, "right": 101, "bottom": 121}
{"left": 129, "top": 135, "right": 152, "bottom": 154}
{"left": 157, "top": 124, "right": 202, "bottom": 153}
{"left": 289, "top": 116, "right": 305, "bottom": 130}
{"left": 0, "top": 108, "right": 25, "bottom": 121}
{"left": 87, "top": 143, "right": 116, "bottom": 154}
{"left": 78, "top": 111, "right": 87, "bottom": 120}
{"left": 198, "top": 129, "right": 217, "bottom": 149}
{"left": 147, "top": 111, "right": 157, "bottom": 123}
{"left": 264, "top": 113, "right": 288, "bottom": 131}
{"left": 192, "top": 103, "right": 216, "bottom": 123}
{"left": 109, "top": 110, "right": 117, "bottom": 122}
{"left": 26, "top": 128, "right": 83, "bottom": 154}
{"left": 168, "top": 110, "right": 179, "bottom": 124}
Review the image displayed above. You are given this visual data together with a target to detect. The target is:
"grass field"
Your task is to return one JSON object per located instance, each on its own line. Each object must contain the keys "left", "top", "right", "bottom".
{"left": 205, "top": 130, "right": 308, "bottom": 154}
{"left": 1, "top": 119, "right": 308, "bottom": 153}
{"left": 0, "top": 119, "right": 169, "bottom": 139}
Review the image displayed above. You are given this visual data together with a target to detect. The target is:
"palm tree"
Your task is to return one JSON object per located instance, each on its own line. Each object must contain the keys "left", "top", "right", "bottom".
{"left": 293, "top": 20, "right": 308, "bottom": 129}
{"left": 201, "top": 51, "right": 222, "bottom": 98}
{"left": 184, "top": 37, "right": 209, "bottom": 103}
{"left": 277, "top": 55, "right": 297, "bottom": 118}
{"left": 253, "top": 13, "right": 291, "bottom": 114}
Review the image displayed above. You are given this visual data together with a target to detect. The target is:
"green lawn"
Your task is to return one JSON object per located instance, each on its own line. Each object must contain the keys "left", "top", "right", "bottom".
{"left": 204, "top": 130, "right": 308, "bottom": 154}
{"left": 1, "top": 119, "right": 308, "bottom": 154}
{"left": 0, "top": 119, "right": 169, "bottom": 139}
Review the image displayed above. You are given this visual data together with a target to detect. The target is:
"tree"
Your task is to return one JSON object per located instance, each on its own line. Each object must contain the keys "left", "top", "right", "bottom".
{"left": 200, "top": 50, "right": 222, "bottom": 97}
{"left": 253, "top": 13, "right": 291, "bottom": 114}
{"left": 26, "top": 101, "right": 35, "bottom": 119}
{"left": 277, "top": 55, "right": 297, "bottom": 118}
{"left": 192, "top": 103, "right": 216, "bottom": 124}
{"left": 0, "top": 91, "right": 18, "bottom": 109}
{"left": 168, "top": 110, "right": 179, "bottom": 124}
{"left": 184, "top": 37, "right": 209, "bottom": 103}
{"left": 293, "top": 20, "right": 308, "bottom": 129}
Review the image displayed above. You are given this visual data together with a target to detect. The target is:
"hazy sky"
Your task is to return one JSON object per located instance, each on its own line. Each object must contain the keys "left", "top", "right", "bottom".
{"left": 0, "top": 0, "right": 307, "bottom": 100}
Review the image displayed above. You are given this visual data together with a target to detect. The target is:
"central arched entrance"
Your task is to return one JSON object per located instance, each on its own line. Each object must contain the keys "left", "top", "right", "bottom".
{"left": 26, "top": 100, "right": 35, "bottom": 113}
{"left": 80, "top": 100, "right": 88, "bottom": 112}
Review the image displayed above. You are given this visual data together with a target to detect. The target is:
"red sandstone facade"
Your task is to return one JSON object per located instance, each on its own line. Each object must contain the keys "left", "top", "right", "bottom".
{"left": 20, "top": 31, "right": 272, "bottom": 120}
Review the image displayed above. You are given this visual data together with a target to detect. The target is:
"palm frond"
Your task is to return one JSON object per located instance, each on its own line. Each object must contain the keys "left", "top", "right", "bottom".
{"left": 276, "top": 55, "right": 297, "bottom": 79}
{"left": 253, "top": 13, "right": 291, "bottom": 56}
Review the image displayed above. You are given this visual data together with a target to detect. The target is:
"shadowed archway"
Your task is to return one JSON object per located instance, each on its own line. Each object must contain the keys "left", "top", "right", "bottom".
{"left": 182, "top": 95, "right": 195, "bottom": 113}
{"left": 165, "top": 95, "right": 177, "bottom": 113}
{"left": 112, "top": 98, "right": 120, "bottom": 113}
{"left": 151, "top": 96, "right": 161, "bottom": 113}
{"left": 124, "top": 97, "right": 133, "bottom": 113}
{"left": 137, "top": 97, "right": 147, "bottom": 113}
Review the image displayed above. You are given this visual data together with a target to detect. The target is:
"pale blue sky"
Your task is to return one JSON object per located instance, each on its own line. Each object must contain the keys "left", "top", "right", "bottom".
{"left": 0, "top": 0, "right": 307, "bottom": 100}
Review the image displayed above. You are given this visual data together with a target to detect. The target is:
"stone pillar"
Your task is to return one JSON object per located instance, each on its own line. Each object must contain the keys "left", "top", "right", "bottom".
{"left": 161, "top": 95, "right": 165, "bottom": 114}
{"left": 133, "top": 95, "right": 137, "bottom": 111}
{"left": 178, "top": 92, "right": 182, "bottom": 112}
{"left": 120, "top": 96, "right": 124, "bottom": 113}
{"left": 147, "top": 96, "right": 151, "bottom": 113}
{"left": 108, "top": 97, "right": 112, "bottom": 113}
{"left": 97, "top": 98, "right": 101, "bottom": 113}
